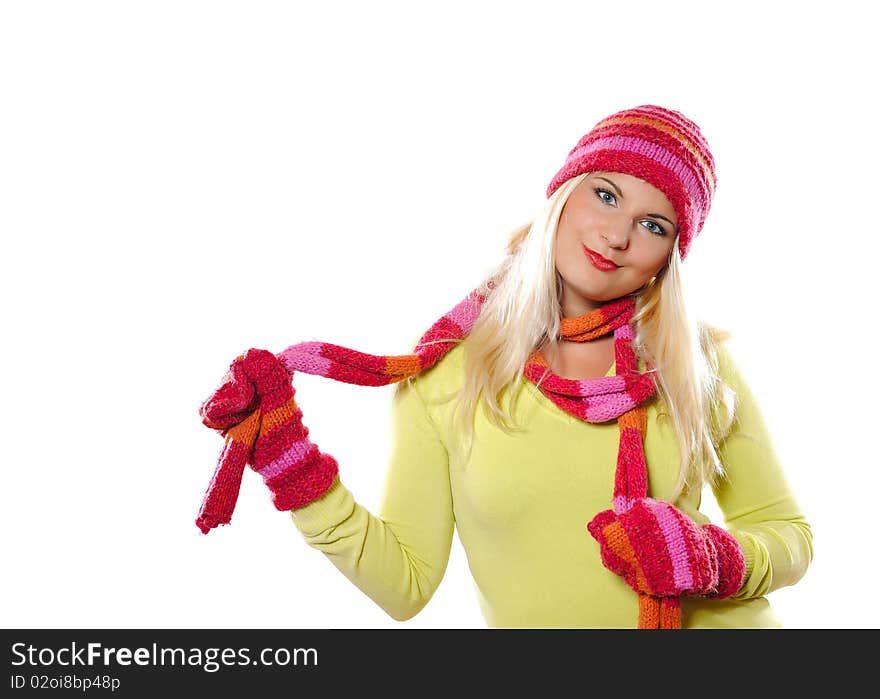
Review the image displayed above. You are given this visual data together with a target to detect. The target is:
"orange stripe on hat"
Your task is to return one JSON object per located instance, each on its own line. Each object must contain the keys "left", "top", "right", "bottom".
{"left": 599, "top": 114, "right": 716, "bottom": 191}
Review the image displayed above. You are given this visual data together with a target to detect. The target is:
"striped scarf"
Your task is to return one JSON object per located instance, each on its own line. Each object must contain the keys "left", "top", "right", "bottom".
{"left": 197, "top": 282, "right": 676, "bottom": 626}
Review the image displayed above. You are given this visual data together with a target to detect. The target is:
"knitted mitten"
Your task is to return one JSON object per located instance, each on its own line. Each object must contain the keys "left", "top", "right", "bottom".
{"left": 587, "top": 498, "right": 746, "bottom": 599}
{"left": 197, "top": 348, "right": 338, "bottom": 533}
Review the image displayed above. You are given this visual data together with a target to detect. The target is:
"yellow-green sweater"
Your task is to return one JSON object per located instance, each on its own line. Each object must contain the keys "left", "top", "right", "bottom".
{"left": 290, "top": 338, "right": 813, "bottom": 628}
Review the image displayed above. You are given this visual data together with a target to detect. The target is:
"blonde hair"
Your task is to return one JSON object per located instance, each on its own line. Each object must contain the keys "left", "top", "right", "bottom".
{"left": 438, "top": 173, "right": 737, "bottom": 501}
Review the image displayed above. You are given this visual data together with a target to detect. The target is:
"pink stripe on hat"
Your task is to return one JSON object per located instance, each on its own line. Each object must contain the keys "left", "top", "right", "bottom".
{"left": 568, "top": 135, "right": 708, "bottom": 218}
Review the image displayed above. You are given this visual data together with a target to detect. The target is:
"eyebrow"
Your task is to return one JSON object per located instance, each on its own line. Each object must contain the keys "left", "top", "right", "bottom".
{"left": 646, "top": 212, "right": 677, "bottom": 228}
{"left": 595, "top": 175, "right": 678, "bottom": 230}
{"left": 595, "top": 176, "right": 623, "bottom": 198}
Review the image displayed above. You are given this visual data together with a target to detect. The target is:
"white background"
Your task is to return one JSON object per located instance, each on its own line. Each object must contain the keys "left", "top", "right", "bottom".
{"left": 1, "top": 1, "right": 876, "bottom": 629}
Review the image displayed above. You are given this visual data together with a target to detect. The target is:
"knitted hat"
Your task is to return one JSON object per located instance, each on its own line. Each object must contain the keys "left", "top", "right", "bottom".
{"left": 546, "top": 105, "right": 717, "bottom": 261}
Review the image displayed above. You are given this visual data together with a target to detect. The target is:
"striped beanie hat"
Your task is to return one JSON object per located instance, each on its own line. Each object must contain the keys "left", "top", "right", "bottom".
{"left": 546, "top": 105, "right": 717, "bottom": 261}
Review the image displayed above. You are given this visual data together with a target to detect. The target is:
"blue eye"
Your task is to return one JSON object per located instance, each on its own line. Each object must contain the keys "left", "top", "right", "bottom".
{"left": 595, "top": 187, "right": 617, "bottom": 206}
{"left": 595, "top": 185, "right": 667, "bottom": 236}
{"left": 641, "top": 220, "right": 667, "bottom": 236}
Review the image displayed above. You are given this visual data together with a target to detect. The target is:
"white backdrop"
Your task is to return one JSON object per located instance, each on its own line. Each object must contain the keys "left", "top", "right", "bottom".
{"left": 2, "top": 1, "right": 876, "bottom": 629}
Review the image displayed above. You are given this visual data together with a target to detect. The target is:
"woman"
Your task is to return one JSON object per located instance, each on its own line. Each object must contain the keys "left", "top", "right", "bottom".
{"left": 196, "top": 105, "right": 813, "bottom": 628}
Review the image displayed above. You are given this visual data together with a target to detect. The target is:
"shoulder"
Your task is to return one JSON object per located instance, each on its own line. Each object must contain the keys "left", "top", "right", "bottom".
{"left": 396, "top": 334, "right": 469, "bottom": 407}
{"left": 698, "top": 321, "right": 741, "bottom": 386}
{"left": 697, "top": 323, "right": 765, "bottom": 438}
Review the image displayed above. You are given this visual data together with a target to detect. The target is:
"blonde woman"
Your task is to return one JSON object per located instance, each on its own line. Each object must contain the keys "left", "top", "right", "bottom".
{"left": 197, "top": 105, "right": 813, "bottom": 628}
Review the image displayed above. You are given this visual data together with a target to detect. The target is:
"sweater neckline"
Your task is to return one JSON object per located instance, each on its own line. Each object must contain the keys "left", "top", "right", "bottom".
{"left": 521, "top": 360, "right": 619, "bottom": 426}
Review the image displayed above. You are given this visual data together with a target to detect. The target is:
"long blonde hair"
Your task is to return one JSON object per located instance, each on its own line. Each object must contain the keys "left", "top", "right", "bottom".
{"left": 438, "top": 173, "right": 736, "bottom": 501}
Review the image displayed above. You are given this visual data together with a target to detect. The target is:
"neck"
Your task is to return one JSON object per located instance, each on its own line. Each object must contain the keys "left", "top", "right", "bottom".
{"left": 559, "top": 295, "right": 604, "bottom": 319}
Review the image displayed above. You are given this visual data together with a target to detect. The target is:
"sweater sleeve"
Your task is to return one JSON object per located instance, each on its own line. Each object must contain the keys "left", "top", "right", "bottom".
{"left": 710, "top": 342, "right": 814, "bottom": 600}
{"left": 287, "top": 375, "right": 454, "bottom": 621}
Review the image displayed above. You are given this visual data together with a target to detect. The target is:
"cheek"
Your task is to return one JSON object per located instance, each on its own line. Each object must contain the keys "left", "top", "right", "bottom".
{"left": 634, "top": 239, "right": 674, "bottom": 274}
{"left": 556, "top": 229, "right": 586, "bottom": 270}
{"left": 558, "top": 209, "right": 599, "bottom": 253}
{"left": 571, "top": 204, "right": 604, "bottom": 233}
{"left": 555, "top": 219, "right": 578, "bottom": 262}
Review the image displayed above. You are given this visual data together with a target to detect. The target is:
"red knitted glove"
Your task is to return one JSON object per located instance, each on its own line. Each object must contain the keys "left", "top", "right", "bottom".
{"left": 196, "top": 348, "right": 339, "bottom": 533}
{"left": 587, "top": 498, "right": 746, "bottom": 599}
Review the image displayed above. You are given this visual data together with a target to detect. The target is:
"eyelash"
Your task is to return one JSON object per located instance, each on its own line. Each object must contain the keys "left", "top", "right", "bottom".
{"left": 594, "top": 187, "right": 668, "bottom": 237}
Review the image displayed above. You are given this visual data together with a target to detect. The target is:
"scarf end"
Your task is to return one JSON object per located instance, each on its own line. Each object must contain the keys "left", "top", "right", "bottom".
{"left": 195, "top": 511, "right": 231, "bottom": 535}
{"left": 638, "top": 593, "right": 682, "bottom": 629}
{"left": 195, "top": 436, "right": 250, "bottom": 535}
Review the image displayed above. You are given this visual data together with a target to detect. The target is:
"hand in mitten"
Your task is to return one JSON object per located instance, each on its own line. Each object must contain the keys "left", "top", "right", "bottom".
{"left": 586, "top": 498, "right": 745, "bottom": 599}
{"left": 196, "top": 348, "right": 339, "bottom": 533}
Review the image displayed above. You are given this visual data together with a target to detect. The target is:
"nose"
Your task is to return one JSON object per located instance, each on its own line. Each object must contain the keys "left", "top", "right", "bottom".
{"left": 601, "top": 222, "right": 630, "bottom": 250}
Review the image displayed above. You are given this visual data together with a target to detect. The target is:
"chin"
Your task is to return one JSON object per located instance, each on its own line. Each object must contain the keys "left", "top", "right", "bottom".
{"left": 571, "top": 285, "right": 618, "bottom": 306}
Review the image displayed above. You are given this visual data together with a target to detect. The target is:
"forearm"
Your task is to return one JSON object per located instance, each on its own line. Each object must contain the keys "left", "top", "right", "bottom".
{"left": 289, "top": 377, "right": 455, "bottom": 622}
{"left": 730, "top": 512, "right": 814, "bottom": 599}
{"left": 712, "top": 342, "right": 815, "bottom": 600}
{"left": 290, "top": 476, "right": 451, "bottom": 621}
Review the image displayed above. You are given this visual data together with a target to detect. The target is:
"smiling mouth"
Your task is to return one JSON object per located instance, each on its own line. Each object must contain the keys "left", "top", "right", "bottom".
{"left": 583, "top": 245, "right": 620, "bottom": 271}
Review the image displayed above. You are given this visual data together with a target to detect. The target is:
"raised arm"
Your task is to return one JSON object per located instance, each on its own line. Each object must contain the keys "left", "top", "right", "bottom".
{"left": 711, "top": 342, "right": 814, "bottom": 600}
{"left": 289, "top": 375, "right": 455, "bottom": 621}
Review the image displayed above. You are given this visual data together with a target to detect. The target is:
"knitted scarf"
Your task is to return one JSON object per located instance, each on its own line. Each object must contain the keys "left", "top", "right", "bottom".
{"left": 197, "top": 282, "right": 678, "bottom": 627}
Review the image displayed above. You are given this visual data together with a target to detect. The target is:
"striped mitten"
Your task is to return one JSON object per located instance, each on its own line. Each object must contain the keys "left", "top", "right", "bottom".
{"left": 196, "top": 348, "right": 339, "bottom": 534}
{"left": 587, "top": 498, "right": 746, "bottom": 599}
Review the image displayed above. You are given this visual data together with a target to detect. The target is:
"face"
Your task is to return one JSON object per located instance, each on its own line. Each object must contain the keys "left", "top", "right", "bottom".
{"left": 554, "top": 171, "right": 678, "bottom": 316}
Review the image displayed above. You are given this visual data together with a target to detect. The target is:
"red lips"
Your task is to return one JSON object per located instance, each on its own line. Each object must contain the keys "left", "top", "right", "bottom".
{"left": 583, "top": 245, "right": 620, "bottom": 271}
